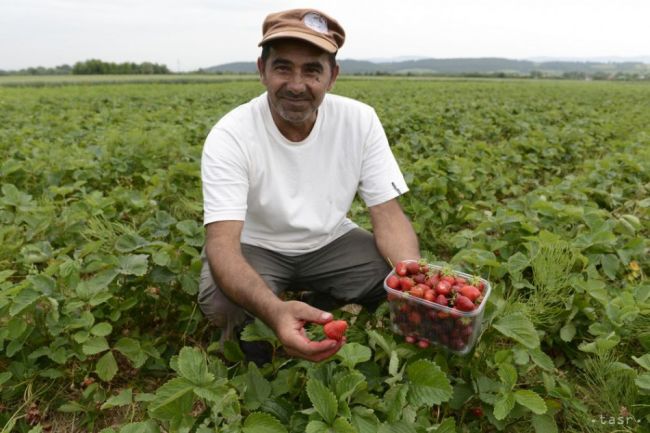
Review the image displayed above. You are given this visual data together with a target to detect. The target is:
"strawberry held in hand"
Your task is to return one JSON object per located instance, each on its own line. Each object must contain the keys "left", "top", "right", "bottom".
{"left": 323, "top": 320, "right": 348, "bottom": 341}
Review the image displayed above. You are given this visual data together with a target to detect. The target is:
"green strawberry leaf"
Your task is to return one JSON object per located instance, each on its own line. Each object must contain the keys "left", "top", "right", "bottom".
{"left": 83, "top": 336, "right": 110, "bottom": 355}
{"left": 306, "top": 378, "right": 337, "bottom": 425}
{"left": 242, "top": 362, "right": 271, "bottom": 411}
{"left": 532, "top": 413, "right": 558, "bottom": 433}
{"left": 635, "top": 372, "right": 650, "bottom": 390}
{"left": 377, "top": 421, "right": 418, "bottom": 433}
{"left": 95, "top": 351, "right": 118, "bottom": 382}
{"left": 118, "top": 421, "right": 160, "bottom": 433}
{"left": 334, "top": 371, "right": 366, "bottom": 402}
{"left": 115, "top": 233, "right": 149, "bottom": 253}
{"left": 335, "top": 342, "right": 372, "bottom": 369}
{"left": 242, "top": 412, "right": 287, "bottom": 433}
{"left": 406, "top": 359, "right": 453, "bottom": 406}
{"left": 494, "top": 312, "right": 540, "bottom": 349}
{"left": 177, "top": 346, "right": 214, "bottom": 386}
{"left": 91, "top": 322, "right": 113, "bottom": 337}
{"left": 114, "top": 337, "right": 148, "bottom": 368}
{"left": 632, "top": 354, "right": 650, "bottom": 371}
{"left": 493, "top": 392, "right": 515, "bottom": 420}
{"left": 101, "top": 388, "right": 133, "bottom": 410}
{"left": 148, "top": 377, "right": 194, "bottom": 420}
{"left": 514, "top": 389, "right": 547, "bottom": 414}
{"left": 118, "top": 254, "right": 149, "bottom": 276}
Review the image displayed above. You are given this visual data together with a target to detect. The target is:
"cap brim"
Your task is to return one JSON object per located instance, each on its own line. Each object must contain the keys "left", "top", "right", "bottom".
{"left": 258, "top": 30, "right": 338, "bottom": 53}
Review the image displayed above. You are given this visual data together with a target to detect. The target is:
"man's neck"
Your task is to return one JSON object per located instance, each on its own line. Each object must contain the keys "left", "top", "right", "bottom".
{"left": 270, "top": 109, "right": 318, "bottom": 142}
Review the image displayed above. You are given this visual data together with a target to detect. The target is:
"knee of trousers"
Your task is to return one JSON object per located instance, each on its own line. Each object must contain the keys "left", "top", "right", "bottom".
{"left": 197, "top": 261, "right": 247, "bottom": 330}
{"left": 337, "top": 259, "right": 392, "bottom": 304}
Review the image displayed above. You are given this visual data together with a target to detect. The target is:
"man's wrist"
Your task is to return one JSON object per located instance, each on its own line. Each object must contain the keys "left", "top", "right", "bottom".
{"left": 255, "top": 294, "right": 286, "bottom": 332}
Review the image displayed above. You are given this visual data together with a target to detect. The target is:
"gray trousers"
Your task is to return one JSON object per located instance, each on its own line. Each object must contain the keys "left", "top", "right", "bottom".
{"left": 198, "top": 228, "right": 390, "bottom": 341}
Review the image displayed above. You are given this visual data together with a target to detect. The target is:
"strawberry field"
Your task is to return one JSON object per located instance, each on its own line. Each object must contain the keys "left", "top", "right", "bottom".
{"left": 1, "top": 77, "right": 649, "bottom": 432}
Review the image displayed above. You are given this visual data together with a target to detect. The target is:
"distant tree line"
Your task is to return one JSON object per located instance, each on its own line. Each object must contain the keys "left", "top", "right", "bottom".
{"left": 347, "top": 70, "right": 650, "bottom": 81}
{"left": 0, "top": 60, "right": 170, "bottom": 75}
{"left": 0, "top": 64, "right": 72, "bottom": 76}
{"left": 72, "top": 59, "right": 170, "bottom": 74}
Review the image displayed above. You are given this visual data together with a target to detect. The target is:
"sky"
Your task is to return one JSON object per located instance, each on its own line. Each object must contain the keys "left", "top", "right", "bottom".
{"left": 2, "top": 0, "right": 650, "bottom": 72}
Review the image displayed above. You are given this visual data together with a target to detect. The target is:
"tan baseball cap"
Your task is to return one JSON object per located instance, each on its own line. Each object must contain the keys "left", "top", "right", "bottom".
{"left": 258, "top": 9, "right": 345, "bottom": 54}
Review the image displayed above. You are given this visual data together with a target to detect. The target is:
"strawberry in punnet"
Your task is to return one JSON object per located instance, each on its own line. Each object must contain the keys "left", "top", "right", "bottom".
{"left": 440, "top": 266, "right": 456, "bottom": 285}
{"left": 435, "top": 280, "right": 452, "bottom": 296}
{"left": 413, "top": 273, "right": 426, "bottom": 284}
{"left": 425, "top": 273, "right": 440, "bottom": 288}
{"left": 386, "top": 274, "right": 400, "bottom": 290}
{"left": 435, "top": 294, "right": 449, "bottom": 306}
{"left": 454, "top": 295, "right": 476, "bottom": 311}
{"left": 470, "top": 276, "right": 486, "bottom": 292}
{"left": 395, "top": 261, "right": 408, "bottom": 276}
{"left": 323, "top": 320, "right": 348, "bottom": 341}
{"left": 406, "top": 261, "right": 421, "bottom": 275}
{"left": 459, "top": 285, "right": 481, "bottom": 302}
{"left": 399, "top": 276, "right": 415, "bottom": 292}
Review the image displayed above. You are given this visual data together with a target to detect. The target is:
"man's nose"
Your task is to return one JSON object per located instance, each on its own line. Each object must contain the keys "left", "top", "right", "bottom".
{"left": 286, "top": 72, "right": 307, "bottom": 93}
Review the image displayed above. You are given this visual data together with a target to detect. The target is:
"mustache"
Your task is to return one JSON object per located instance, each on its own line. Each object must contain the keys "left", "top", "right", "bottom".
{"left": 277, "top": 91, "right": 311, "bottom": 100}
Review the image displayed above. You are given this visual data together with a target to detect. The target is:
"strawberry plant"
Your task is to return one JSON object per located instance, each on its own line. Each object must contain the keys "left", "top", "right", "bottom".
{"left": 0, "top": 77, "right": 648, "bottom": 432}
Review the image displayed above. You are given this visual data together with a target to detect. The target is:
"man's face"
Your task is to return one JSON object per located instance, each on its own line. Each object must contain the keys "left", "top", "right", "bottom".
{"left": 257, "top": 39, "right": 339, "bottom": 127}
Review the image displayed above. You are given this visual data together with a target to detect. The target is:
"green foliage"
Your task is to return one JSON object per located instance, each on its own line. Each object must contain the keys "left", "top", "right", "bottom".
{"left": 0, "top": 78, "right": 649, "bottom": 431}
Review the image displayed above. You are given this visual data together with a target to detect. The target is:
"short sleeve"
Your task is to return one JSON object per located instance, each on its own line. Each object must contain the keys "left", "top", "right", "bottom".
{"left": 201, "top": 126, "right": 249, "bottom": 225}
{"left": 357, "top": 110, "right": 409, "bottom": 207}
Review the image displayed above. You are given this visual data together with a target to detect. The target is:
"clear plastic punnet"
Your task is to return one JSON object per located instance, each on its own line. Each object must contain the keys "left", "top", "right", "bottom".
{"left": 383, "top": 262, "right": 492, "bottom": 355}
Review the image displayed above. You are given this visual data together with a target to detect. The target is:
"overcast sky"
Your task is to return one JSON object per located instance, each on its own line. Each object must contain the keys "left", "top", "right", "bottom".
{"left": 2, "top": 0, "right": 649, "bottom": 71}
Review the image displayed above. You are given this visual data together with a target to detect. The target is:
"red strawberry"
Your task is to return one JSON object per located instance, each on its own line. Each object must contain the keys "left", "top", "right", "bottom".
{"left": 471, "top": 276, "right": 486, "bottom": 292}
{"left": 386, "top": 274, "right": 400, "bottom": 290}
{"left": 395, "top": 261, "right": 408, "bottom": 276}
{"left": 323, "top": 320, "right": 348, "bottom": 340}
{"left": 436, "top": 280, "right": 451, "bottom": 296}
{"left": 406, "top": 261, "right": 421, "bottom": 275}
{"left": 423, "top": 289, "right": 436, "bottom": 302}
{"left": 399, "top": 277, "right": 415, "bottom": 292}
{"left": 460, "top": 285, "right": 481, "bottom": 302}
{"left": 413, "top": 273, "right": 426, "bottom": 284}
{"left": 408, "top": 285, "right": 422, "bottom": 298}
{"left": 425, "top": 274, "right": 439, "bottom": 288}
{"left": 435, "top": 294, "right": 448, "bottom": 306}
{"left": 455, "top": 295, "right": 475, "bottom": 311}
{"left": 455, "top": 276, "right": 467, "bottom": 285}
{"left": 408, "top": 311, "right": 422, "bottom": 324}
{"left": 441, "top": 274, "right": 455, "bottom": 285}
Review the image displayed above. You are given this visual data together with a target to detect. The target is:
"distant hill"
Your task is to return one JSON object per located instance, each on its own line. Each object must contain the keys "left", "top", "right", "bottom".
{"left": 202, "top": 57, "right": 650, "bottom": 77}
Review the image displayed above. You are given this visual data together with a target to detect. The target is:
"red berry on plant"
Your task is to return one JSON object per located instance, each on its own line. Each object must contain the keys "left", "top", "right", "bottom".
{"left": 323, "top": 320, "right": 348, "bottom": 340}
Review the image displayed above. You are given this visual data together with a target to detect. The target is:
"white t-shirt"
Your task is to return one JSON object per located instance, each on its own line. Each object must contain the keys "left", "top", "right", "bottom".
{"left": 201, "top": 92, "right": 409, "bottom": 254}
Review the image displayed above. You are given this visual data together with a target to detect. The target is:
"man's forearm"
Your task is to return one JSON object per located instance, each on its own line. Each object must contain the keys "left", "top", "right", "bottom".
{"left": 370, "top": 200, "right": 420, "bottom": 266}
{"left": 205, "top": 239, "right": 283, "bottom": 330}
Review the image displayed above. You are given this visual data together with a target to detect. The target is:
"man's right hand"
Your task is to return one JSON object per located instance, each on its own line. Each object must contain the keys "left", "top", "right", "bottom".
{"left": 270, "top": 300, "right": 345, "bottom": 362}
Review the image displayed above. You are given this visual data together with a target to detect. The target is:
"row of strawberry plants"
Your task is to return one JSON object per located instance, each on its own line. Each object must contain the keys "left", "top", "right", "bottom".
{"left": 0, "top": 78, "right": 648, "bottom": 432}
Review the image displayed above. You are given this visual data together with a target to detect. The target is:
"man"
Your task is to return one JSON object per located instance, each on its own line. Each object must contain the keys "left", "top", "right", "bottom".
{"left": 198, "top": 8, "right": 420, "bottom": 364}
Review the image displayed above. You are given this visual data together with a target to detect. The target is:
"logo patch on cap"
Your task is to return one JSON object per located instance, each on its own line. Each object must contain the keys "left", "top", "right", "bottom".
{"left": 303, "top": 12, "right": 328, "bottom": 34}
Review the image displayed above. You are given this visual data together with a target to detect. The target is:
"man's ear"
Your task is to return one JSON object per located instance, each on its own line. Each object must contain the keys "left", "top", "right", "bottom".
{"left": 257, "top": 57, "right": 266, "bottom": 83}
{"left": 327, "top": 63, "right": 340, "bottom": 91}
